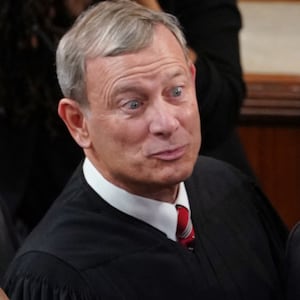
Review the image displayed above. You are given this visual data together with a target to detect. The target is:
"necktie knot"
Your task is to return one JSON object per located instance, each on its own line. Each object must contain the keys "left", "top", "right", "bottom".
{"left": 176, "top": 205, "right": 195, "bottom": 249}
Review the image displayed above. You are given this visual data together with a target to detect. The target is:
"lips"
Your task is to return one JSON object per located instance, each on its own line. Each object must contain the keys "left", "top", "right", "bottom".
{"left": 150, "top": 145, "right": 187, "bottom": 161}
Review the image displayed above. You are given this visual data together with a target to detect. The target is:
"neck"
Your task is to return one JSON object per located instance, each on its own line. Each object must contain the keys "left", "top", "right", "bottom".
{"left": 121, "top": 182, "right": 180, "bottom": 204}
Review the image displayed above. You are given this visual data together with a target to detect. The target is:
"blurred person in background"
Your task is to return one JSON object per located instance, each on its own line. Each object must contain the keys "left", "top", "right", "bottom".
{"left": 0, "top": 0, "right": 88, "bottom": 239}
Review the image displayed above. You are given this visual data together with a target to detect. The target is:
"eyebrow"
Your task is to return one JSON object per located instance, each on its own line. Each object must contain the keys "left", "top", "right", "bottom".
{"left": 112, "top": 67, "right": 188, "bottom": 97}
{"left": 112, "top": 86, "right": 143, "bottom": 98}
{"left": 164, "top": 68, "right": 188, "bottom": 81}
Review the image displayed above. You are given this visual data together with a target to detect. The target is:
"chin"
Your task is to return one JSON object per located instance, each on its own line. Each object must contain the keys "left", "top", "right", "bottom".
{"left": 161, "top": 162, "right": 195, "bottom": 184}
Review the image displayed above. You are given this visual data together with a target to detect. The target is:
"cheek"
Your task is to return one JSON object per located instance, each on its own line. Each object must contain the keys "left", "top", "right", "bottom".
{"left": 117, "top": 121, "right": 148, "bottom": 150}
{"left": 94, "top": 118, "right": 147, "bottom": 153}
{"left": 182, "top": 101, "right": 200, "bottom": 131}
{"left": 87, "top": 117, "right": 112, "bottom": 149}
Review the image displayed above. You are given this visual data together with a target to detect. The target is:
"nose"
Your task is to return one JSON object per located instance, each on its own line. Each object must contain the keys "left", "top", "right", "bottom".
{"left": 148, "top": 100, "right": 180, "bottom": 137}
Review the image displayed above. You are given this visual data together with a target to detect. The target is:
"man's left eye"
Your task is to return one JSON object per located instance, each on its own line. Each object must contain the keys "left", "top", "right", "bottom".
{"left": 127, "top": 100, "right": 141, "bottom": 110}
{"left": 171, "top": 86, "right": 182, "bottom": 97}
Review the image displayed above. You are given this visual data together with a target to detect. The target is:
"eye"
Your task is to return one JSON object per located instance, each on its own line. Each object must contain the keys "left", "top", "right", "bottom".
{"left": 125, "top": 99, "right": 143, "bottom": 110}
{"left": 171, "top": 86, "right": 183, "bottom": 97}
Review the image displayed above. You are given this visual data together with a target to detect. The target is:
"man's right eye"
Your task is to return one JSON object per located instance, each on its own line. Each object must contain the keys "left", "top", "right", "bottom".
{"left": 125, "top": 99, "right": 143, "bottom": 110}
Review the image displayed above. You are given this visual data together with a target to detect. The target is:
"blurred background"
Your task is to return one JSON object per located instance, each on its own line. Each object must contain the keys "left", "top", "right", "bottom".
{"left": 237, "top": 0, "right": 300, "bottom": 229}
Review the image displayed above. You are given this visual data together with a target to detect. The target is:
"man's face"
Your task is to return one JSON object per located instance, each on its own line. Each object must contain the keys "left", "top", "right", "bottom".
{"left": 83, "top": 25, "right": 201, "bottom": 200}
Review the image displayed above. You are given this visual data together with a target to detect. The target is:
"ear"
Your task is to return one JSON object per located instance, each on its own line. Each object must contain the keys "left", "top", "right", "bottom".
{"left": 58, "top": 98, "right": 91, "bottom": 148}
{"left": 189, "top": 62, "right": 196, "bottom": 82}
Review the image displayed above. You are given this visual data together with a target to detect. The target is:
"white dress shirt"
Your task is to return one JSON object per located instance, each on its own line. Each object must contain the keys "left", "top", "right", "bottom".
{"left": 83, "top": 158, "right": 191, "bottom": 241}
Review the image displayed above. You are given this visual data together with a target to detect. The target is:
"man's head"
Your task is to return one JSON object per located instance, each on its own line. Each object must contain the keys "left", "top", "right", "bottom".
{"left": 57, "top": 0, "right": 201, "bottom": 202}
{"left": 56, "top": 0, "right": 188, "bottom": 105}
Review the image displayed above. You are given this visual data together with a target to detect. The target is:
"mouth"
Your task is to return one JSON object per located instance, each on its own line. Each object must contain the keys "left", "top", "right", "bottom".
{"left": 150, "top": 145, "right": 187, "bottom": 161}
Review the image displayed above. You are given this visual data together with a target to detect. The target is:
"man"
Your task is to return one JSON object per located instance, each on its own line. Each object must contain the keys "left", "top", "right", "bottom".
{"left": 3, "top": 1, "right": 287, "bottom": 299}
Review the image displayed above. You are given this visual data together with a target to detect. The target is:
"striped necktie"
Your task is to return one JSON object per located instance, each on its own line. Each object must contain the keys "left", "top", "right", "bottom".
{"left": 176, "top": 205, "right": 195, "bottom": 249}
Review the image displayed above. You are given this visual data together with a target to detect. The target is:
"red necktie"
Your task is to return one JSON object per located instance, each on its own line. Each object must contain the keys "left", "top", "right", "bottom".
{"left": 176, "top": 205, "right": 195, "bottom": 249}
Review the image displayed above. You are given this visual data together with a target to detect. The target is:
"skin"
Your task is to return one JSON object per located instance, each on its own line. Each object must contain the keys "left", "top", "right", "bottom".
{"left": 64, "top": 0, "right": 92, "bottom": 17}
{"left": 0, "top": 288, "right": 9, "bottom": 300}
{"left": 135, "top": 0, "right": 162, "bottom": 11}
{"left": 58, "top": 25, "right": 201, "bottom": 203}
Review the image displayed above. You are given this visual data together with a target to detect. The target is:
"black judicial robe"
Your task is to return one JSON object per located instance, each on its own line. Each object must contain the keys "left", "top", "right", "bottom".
{"left": 285, "top": 222, "right": 300, "bottom": 299}
{"left": 2, "top": 157, "right": 287, "bottom": 300}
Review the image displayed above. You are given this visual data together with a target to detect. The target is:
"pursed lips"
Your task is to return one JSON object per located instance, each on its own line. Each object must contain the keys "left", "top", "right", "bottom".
{"left": 149, "top": 145, "right": 187, "bottom": 161}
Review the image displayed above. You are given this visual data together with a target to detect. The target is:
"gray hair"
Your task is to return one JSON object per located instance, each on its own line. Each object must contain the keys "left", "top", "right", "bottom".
{"left": 56, "top": 0, "right": 188, "bottom": 105}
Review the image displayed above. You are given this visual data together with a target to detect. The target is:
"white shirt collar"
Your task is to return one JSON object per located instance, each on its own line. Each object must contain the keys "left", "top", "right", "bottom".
{"left": 83, "top": 157, "right": 190, "bottom": 241}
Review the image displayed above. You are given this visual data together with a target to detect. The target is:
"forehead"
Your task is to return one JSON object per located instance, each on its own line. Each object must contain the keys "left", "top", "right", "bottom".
{"left": 85, "top": 25, "right": 188, "bottom": 93}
